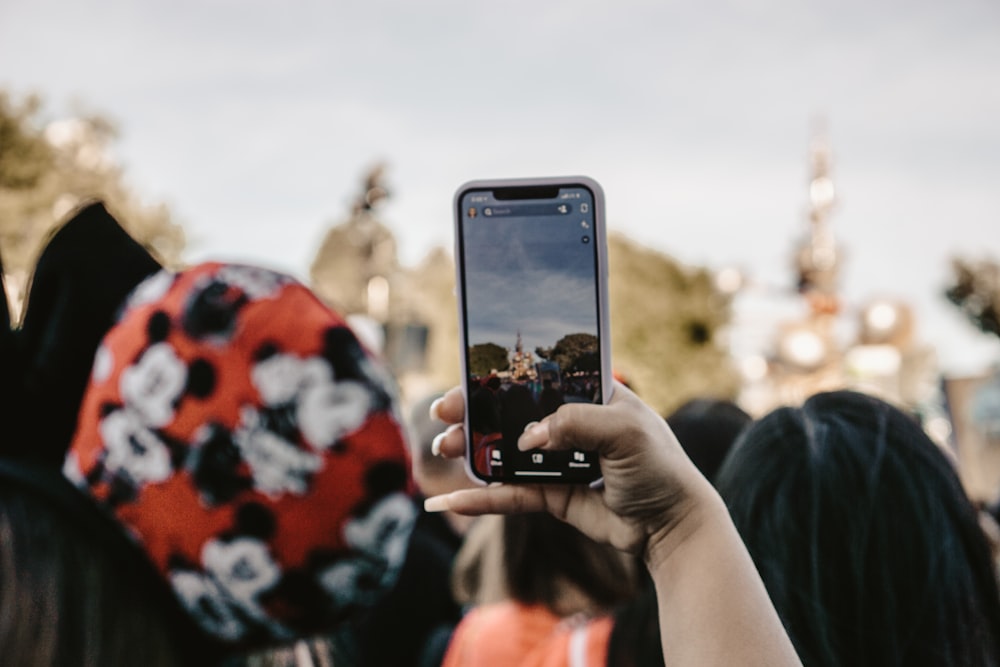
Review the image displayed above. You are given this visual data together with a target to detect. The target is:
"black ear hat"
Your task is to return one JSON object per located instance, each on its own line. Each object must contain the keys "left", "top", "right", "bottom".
{"left": 3, "top": 201, "right": 162, "bottom": 467}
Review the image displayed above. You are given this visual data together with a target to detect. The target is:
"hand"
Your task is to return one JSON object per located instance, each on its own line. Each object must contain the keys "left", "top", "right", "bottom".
{"left": 425, "top": 382, "right": 719, "bottom": 568}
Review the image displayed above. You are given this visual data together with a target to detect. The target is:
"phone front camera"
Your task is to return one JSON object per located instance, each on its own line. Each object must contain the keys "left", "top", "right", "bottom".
{"left": 581, "top": 235, "right": 590, "bottom": 244}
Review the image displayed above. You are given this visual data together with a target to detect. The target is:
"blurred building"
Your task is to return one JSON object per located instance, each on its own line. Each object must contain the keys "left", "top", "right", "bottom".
{"left": 735, "top": 128, "right": 943, "bottom": 440}
{"left": 309, "top": 166, "right": 460, "bottom": 406}
{"left": 943, "top": 370, "right": 1000, "bottom": 502}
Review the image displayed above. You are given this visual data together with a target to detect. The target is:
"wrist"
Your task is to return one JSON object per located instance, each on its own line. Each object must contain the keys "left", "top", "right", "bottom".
{"left": 643, "top": 481, "right": 730, "bottom": 575}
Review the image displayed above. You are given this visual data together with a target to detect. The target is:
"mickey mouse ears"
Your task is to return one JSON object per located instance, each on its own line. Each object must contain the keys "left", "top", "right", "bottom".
{"left": 2, "top": 201, "right": 162, "bottom": 466}
{"left": 0, "top": 203, "right": 415, "bottom": 651}
{"left": 65, "top": 261, "right": 414, "bottom": 648}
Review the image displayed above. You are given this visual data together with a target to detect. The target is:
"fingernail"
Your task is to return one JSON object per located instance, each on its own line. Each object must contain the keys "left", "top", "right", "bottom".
{"left": 522, "top": 421, "right": 539, "bottom": 433}
{"left": 424, "top": 495, "right": 450, "bottom": 512}
{"left": 429, "top": 397, "right": 444, "bottom": 421}
{"left": 518, "top": 420, "right": 549, "bottom": 450}
{"left": 431, "top": 432, "right": 445, "bottom": 457}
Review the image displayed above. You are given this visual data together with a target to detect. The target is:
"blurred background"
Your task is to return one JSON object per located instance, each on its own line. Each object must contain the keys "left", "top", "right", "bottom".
{"left": 2, "top": 0, "right": 999, "bottom": 496}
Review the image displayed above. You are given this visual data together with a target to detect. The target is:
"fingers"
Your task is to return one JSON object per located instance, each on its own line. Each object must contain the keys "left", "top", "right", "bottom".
{"left": 428, "top": 386, "right": 467, "bottom": 459}
{"left": 517, "top": 420, "right": 550, "bottom": 451}
{"left": 430, "top": 386, "right": 464, "bottom": 425}
{"left": 430, "top": 423, "right": 465, "bottom": 458}
{"left": 517, "top": 381, "right": 654, "bottom": 456}
{"left": 424, "top": 483, "right": 645, "bottom": 554}
{"left": 424, "top": 485, "right": 549, "bottom": 515}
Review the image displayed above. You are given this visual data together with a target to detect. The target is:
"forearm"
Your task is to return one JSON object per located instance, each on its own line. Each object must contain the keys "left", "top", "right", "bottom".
{"left": 646, "top": 491, "right": 801, "bottom": 667}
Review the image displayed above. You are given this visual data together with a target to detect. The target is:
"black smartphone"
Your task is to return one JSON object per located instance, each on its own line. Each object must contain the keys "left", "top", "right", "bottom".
{"left": 454, "top": 176, "right": 611, "bottom": 485}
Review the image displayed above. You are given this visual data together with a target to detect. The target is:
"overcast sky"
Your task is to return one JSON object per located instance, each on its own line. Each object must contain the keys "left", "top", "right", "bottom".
{"left": 463, "top": 209, "right": 599, "bottom": 353}
{"left": 2, "top": 0, "right": 998, "bottom": 376}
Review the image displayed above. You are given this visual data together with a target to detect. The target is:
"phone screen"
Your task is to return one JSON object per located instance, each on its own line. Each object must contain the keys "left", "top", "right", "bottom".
{"left": 456, "top": 180, "right": 606, "bottom": 484}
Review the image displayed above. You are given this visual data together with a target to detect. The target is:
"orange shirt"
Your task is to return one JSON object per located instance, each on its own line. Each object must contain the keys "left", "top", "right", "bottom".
{"left": 442, "top": 602, "right": 613, "bottom": 667}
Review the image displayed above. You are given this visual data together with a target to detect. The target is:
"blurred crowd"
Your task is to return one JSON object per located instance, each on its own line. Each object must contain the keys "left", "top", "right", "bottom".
{"left": 1, "top": 200, "right": 999, "bottom": 666}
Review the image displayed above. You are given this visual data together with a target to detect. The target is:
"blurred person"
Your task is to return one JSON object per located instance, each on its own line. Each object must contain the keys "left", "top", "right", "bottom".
{"left": 449, "top": 513, "right": 507, "bottom": 611}
{"left": 0, "top": 205, "right": 415, "bottom": 665}
{"left": 716, "top": 390, "right": 1000, "bottom": 666}
{"left": 424, "top": 384, "right": 802, "bottom": 667}
{"left": 979, "top": 496, "right": 1000, "bottom": 581}
{"left": 442, "top": 510, "right": 638, "bottom": 667}
{"left": 537, "top": 378, "right": 565, "bottom": 418}
{"left": 353, "top": 392, "right": 475, "bottom": 667}
{"left": 408, "top": 391, "right": 478, "bottom": 542}
{"left": 0, "top": 476, "right": 207, "bottom": 666}
{"left": 667, "top": 397, "right": 751, "bottom": 484}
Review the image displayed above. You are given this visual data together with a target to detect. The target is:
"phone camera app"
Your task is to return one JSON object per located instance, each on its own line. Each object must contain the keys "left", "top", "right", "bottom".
{"left": 582, "top": 235, "right": 590, "bottom": 244}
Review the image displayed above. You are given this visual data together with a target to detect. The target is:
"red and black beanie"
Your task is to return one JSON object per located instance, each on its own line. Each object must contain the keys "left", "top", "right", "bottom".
{"left": 64, "top": 261, "right": 414, "bottom": 647}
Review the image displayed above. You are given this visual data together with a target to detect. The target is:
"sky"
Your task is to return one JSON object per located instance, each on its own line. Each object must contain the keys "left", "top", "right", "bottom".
{"left": 461, "top": 198, "right": 599, "bottom": 354}
{"left": 1, "top": 0, "right": 998, "bottom": 377}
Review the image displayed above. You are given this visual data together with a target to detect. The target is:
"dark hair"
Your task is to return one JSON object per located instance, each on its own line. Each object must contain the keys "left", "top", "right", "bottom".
{"left": 604, "top": 584, "right": 662, "bottom": 667}
{"left": 667, "top": 398, "right": 751, "bottom": 484}
{"left": 0, "top": 469, "right": 219, "bottom": 667}
{"left": 503, "top": 512, "right": 637, "bottom": 614}
{"left": 716, "top": 390, "right": 1000, "bottom": 666}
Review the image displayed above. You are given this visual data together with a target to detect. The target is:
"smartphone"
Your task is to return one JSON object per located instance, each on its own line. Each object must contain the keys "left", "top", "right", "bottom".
{"left": 454, "top": 176, "right": 611, "bottom": 485}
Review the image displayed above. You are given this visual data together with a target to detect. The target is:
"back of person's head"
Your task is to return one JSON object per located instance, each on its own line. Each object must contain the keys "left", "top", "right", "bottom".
{"left": 502, "top": 512, "right": 638, "bottom": 616}
{"left": 0, "top": 468, "right": 211, "bottom": 667}
{"left": 0, "top": 221, "right": 416, "bottom": 665}
{"left": 716, "top": 390, "right": 1000, "bottom": 666}
{"left": 63, "top": 262, "right": 414, "bottom": 657}
{"left": 666, "top": 397, "right": 751, "bottom": 484}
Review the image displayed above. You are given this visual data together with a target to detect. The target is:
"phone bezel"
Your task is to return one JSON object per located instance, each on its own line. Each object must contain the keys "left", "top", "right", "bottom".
{"left": 453, "top": 176, "right": 612, "bottom": 486}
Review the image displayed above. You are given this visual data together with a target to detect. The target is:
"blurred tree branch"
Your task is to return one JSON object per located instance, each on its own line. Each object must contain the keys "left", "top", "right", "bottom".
{"left": 946, "top": 257, "right": 1000, "bottom": 339}
{"left": 0, "top": 90, "right": 186, "bottom": 314}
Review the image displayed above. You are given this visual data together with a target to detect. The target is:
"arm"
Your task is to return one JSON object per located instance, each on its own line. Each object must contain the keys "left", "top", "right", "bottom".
{"left": 425, "top": 383, "right": 800, "bottom": 667}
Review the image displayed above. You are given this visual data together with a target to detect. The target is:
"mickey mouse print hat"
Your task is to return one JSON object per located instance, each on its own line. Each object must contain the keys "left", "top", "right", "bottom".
{"left": 63, "top": 260, "right": 416, "bottom": 647}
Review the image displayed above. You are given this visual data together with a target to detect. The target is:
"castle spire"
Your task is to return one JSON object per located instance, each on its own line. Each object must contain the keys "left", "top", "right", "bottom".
{"left": 795, "top": 119, "right": 841, "bottom": 316}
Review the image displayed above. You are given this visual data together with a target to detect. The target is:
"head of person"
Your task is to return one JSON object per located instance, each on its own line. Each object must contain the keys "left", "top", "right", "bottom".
{"left": 666, "top": 397, "right": 751, "bottom": 484}
{"left": 0, "top": 218, "right": 415, "bottom": 666}
{"left": 0, "top": 474, "right": 203, "bottom": 667}
{"left": 502, "top": 511, "right": 638, "bottom": 617}
{"left": 716, "top": 390, "right": 1000, "bottom": 666}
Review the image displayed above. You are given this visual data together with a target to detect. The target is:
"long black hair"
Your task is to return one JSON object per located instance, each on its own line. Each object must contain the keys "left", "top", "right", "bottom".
{"left": 0, "top": 466, "right": 221, "bottom": 667}
{"left": 716, "top": 390, "right": 1000, "bottom": 666}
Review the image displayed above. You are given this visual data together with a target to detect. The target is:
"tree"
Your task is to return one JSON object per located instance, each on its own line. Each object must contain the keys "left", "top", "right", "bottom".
{"left": 608, "top": 232, "right": 740, "bottom": 416}
{"left": 0, "top": 93, "right": 52, "bottom": 191}
{"left": 468, "top": 342, "right": 509, "bottom": 377}
{"left": 0, "top": 91, "right": 186, "bottom": 316}
{"left": 537, "top": 333, "right": 599, "bottom": 374}
{"left": 945, "top": 257, "right": 1000, "bottom": 339}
